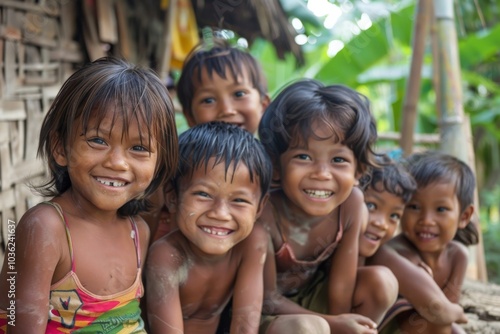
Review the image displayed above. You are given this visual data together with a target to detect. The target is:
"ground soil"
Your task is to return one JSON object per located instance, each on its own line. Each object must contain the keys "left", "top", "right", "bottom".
{"left": 459, "top": 279, "right": 500, "bottom": 333}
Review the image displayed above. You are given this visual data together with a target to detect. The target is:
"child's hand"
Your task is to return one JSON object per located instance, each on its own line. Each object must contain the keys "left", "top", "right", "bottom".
{"left": 326, "top": 313, "right": 378, "bottom": 334}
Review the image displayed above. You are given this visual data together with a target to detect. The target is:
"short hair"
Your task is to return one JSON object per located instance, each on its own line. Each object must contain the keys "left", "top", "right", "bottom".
{"left": 258, "top": 79, "right": 378, "bottom": 174}
{"left": 360, "top": 155, "right": 417, "bottom": 204}
{"left": 172, "top": 121, "right": 272, "bottom": 200}
{"left": 177, "top": 38, "right": 268, "bottom": 122}
{"left": 37, "top": 57, "right": 178, "bottom": 216}
{"left": 404, "top": 151, "right": 478, "bottom": 245}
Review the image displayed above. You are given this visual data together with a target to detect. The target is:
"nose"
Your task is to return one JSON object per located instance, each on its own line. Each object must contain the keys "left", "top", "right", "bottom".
{"left": 207, "top": 199, "right": 231, "bottom": 221}
{"left": 371, "top": 215, "right": 388, "bottom": 231}
{"left": 103, "top": 147, "right": 128, "bottom": 170}
{"left": 310, "top": 162, "right": 332, "bottom": 180}
{"left": 217, "top": 98, "right": 237, "bottom": 119}
{"left": 418, "top": 210, "right": 435, "bottom": 226}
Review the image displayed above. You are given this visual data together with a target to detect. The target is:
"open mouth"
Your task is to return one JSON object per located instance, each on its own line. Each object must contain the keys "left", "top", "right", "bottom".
{"left": 364, "top": 232, "right": 381, "bottom": 241}
{"left": 304, "top": 189, "right": 333, "bottom": 199}
{"left": 200, "top": 226, "right": 233, "bottom": 236}
{"left": 418, "top": 232, "right": 437, "bottom": 239}
{"left": 95, "top": 178, "right": 127, "bottom": 187}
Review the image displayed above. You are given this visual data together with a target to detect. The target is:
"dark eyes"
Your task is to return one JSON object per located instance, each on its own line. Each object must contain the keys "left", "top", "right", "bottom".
{"left": 366, "top": 202, "right": 376, "bottom": 211}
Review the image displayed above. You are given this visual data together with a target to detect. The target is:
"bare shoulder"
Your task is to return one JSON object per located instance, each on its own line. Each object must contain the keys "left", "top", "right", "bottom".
{"left": 239, "top": 223, "right": 269, "bottom": 254}
{"left": 386, "top": 234, "right": 421, "bottom": 264}
{"left": 16, "top": 202, "right": 67, "bottom": 241}
{"left": 344, "top": 186, "right": 364, "bottom": 207}
{"left": 147, "top": 230, "right": 188, "bottom": 270}
{"left": 448, "top": 240, "right": 469, "bottom": 263}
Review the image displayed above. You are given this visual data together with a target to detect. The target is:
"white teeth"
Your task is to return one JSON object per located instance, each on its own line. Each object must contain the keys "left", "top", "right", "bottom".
{"left": 365, "top": 233, "right": 380, "bottom": 241}
{"left": 304, "top": 190, "right": 333, "bottom": 198}
{"left": 96, "top": 179, "right": 126, "bottom": 187}
{"left": 201, "top": 227, "right": 230, "bottom": 236}
{"left": 419, "top": 233, "right": 435, "bottom": 239}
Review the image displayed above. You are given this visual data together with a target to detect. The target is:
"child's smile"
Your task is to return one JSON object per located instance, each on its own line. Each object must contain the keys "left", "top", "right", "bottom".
{"left": 56, "top": 112, "right": 158, "bottom": 214}
{"left": 174, "top": 158, "right": 263, "bottom": 257}
{"left": 278, "top": 123, "right": 358, "bottom": 217}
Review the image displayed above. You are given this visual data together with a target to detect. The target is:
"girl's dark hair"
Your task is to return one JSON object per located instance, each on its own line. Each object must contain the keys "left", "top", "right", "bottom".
{"left": 37, "top": 56, "right": 179, "bottom": 216}
{"left": 172, "top": 121, "right": 272, "bottom": 201}
{"left": 177, "top": 38, "right": 268, "bottom": 120}
{"left": 404, "top": 151, "right": 479, "bottom": 245}
{"left": 360, "top": 155, "right": 417, "bottom": 204}
{"left": 258, "top": 79, "right": 379, "bottom": 175}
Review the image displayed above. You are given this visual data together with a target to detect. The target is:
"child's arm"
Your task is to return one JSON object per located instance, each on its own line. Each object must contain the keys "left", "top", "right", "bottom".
{"left": 230, "top": 224, "right": 268, "bottom": 333}
{"left": 442, "top": 241, "right": 469, "bottom": 303}
{"left": 327, "top": 187, "right": 365, "bottom": 314}
{"left": 368, "top": 244, "right": 467, "bottom": 325}
{"left": 145, "top": 240, "right": 184, "bottom": 333}
{"left": 0, "top": 205, "right": 65, "bottom": 333}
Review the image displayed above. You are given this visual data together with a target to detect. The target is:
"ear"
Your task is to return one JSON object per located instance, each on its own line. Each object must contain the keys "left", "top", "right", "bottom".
{"left": 260, "top": 94, "right": 271, "bottom": 111}
{"left": 354, "top": 171, "right": 362, "bottom": 187}
{"left": 256, "top": 193, "right": 270, "bottom": 219}
{"left": 183, "top": 109, "right": 197, "bottom": 128}
{"left": 52, "top": 137, "right": 68, "bottom": 167}
{"left": 271, "top": 165, "right": 281, "bottom": 185}
{"left": 164, "top": 186, "right": 178, "bottom": 214}
{"left": 458, "top": 204, "right": 474, "bottom": 229}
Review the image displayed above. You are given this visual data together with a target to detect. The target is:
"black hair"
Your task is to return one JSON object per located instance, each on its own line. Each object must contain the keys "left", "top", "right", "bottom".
{"left": 172, "top": 121, "right": 272, "bottom": 201}
{"left": 360, "top": 154, "right": 417, "bottom": 204}
{"left": 404, "top": 151, "right": 479, "bottom": 245}
{"left": 37, "top": 56, "right": 178, "bottom": 216}
{"left": 258, "top": 79, "right": 379, "bottom": 175}
{"left": 177, "top": 38, "right": 267, "bottom": 121}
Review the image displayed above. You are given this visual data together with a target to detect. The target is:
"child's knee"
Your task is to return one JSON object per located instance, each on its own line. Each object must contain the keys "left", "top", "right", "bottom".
{"left": 366, "top": 266, "right": 399, "bottom": 307}
{"left": 267, "top": 314, "right": 329, "bottom": 334}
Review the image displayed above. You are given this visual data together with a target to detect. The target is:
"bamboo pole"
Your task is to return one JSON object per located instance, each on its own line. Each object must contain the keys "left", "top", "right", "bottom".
{"left": 158, "top": 0, "right": 178, "bottom": 81}
{"left": 400, "top": 0, "right": 433, "bottom": 157}
{"left": 433, "top": 0, "right": 487, "bottom": 282}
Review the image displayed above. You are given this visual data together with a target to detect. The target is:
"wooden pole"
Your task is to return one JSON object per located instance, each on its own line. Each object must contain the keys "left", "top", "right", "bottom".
{"left": 400, "top": 0, "right": 433, "bottom": 157}
{"left": 433, "top": 0, "right": 487, "bottom": 282}
{"left": 158, "top": 0, "right": 178, "bottom": 81}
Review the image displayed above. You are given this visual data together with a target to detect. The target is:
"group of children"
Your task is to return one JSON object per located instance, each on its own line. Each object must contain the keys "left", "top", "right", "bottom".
{"left": 0, "top": 38, "right": 479, "bottom": 334}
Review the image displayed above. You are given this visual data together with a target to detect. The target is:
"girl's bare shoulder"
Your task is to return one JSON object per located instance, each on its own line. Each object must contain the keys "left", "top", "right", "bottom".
{"left": 17, "top": 202, "right": 67, "bottom": 237}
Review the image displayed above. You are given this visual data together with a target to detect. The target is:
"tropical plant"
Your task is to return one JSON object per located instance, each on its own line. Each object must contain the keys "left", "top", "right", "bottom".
{"left": 247, "top": 0, "right": 500, "bottom": 281}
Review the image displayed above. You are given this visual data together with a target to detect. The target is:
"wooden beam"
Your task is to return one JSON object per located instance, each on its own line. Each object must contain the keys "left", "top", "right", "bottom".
{"left": 400, "top": 0, "right": 433, "bottom": 156}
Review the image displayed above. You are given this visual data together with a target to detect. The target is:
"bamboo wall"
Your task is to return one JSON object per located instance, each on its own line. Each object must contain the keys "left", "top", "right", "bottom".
{"left": 0, "top": 0, "right": 83, "bottom": 260}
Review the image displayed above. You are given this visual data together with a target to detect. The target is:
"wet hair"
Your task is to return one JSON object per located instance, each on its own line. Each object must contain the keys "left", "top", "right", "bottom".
{"left": 177, "top": 38, "right": 268, "bottom": 121}
{"left": 172, "top": 121, "right": 272, "bottom": 201}
{"left": 360, "top": 155, "right": 417, "bottom": 204}
{"left": 404, "top": 151, "right": 479, "bottom": 245}
{"left": 37, "top": 56, "right": 179, "bottom": 216}
{"left": 258, "top": 79, "right": 379, "bottom": 175}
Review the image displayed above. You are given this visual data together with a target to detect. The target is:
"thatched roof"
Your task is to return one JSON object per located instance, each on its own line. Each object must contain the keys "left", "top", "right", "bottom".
{"left": 191, "top": 0, "right": 304, "bottom": 65}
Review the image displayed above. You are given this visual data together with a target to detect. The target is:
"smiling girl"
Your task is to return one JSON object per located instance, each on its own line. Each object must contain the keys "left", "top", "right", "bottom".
{"left": 0, "top": 57, "right": 178, "bottom": 333}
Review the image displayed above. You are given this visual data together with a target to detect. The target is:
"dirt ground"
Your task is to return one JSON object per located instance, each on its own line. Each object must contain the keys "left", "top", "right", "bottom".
{"left": 459, "top": 279, "right": 500, "bottom": 333}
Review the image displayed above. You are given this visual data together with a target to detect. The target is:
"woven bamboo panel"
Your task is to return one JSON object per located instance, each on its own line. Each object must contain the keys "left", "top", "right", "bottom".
{"left": 0, "top": 0, "right": 84, "bottom": 262}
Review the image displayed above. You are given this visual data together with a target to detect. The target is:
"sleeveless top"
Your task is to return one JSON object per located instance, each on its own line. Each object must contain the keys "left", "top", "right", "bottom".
{"left": 0, "top": 202, "right": 146, "bottom": 333}
{"left": 273, "top": 203, "right": 344, "bottom": 295}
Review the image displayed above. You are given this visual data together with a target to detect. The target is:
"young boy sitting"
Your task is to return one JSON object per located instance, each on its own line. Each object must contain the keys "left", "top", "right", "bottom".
{"left": 145, "top": 122, "right": 272, "bottom": 334}
{"left": 149, "top": 38, "right": 271, "bottom": 244}
{"left": 366, "top": 152, "right": 471, "bottom": 333}
{"left": 379, "top": 151, "right": 475, "bottom": 334}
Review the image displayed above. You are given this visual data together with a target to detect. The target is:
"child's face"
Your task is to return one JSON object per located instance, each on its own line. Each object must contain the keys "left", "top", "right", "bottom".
{"left": 401, "top": 181, "right": 467, "bottom": 254}
{"left": 188, "top": 67, "right": 268, "bottom": 134}
{"left": 173, "top": 158, "right": 265, "bottom": 257}
{"left": 277, "top": 123, "right": 358, "bottom": 217}
{"left": 55, "top": 112, "right": 158, "bottom": 212}
{"left": 359, "top": 184, "right": 405, "bottom": 258}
